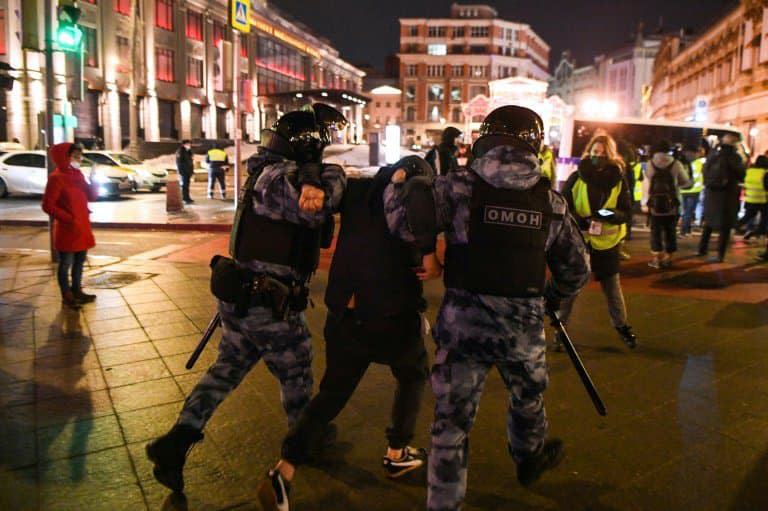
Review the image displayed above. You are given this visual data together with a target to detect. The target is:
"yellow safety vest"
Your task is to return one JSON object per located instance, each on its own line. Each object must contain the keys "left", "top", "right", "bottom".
{"left": 744, "top": 166, "right": 767, "bottom": 204}
{"left": 207, "top": 148, "right": 228, "bottom": 162}
{"left": 683, "top": 158, "right": 704, "bottom": 195}
{"left": 572, "top": 178, "right": 626, "bottom": 251}
{"left": 539, "top": 149, "right": 555, "bottom": 184}
{"left": 632, "top": 162, "right": 643, "bottom": 202}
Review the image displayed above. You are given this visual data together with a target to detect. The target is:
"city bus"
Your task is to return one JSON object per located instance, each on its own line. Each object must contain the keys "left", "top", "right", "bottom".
{"left": 555, "top": 117, "right": 744, "bottom": 185}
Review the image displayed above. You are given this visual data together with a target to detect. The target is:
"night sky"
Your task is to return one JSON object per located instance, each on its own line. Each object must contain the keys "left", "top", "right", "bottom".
{"left": 272, "top": 0, "right": 739, "bottom": 72}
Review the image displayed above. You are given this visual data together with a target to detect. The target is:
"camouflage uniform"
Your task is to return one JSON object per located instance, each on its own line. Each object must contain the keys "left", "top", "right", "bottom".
{"left": 385, "top": 146, "right": 590, "bottom": 511}
{"left": 176, "top": 157, "right": 346, "bottom": 431}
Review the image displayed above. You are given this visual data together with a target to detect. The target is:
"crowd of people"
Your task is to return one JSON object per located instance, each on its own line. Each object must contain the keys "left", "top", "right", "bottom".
{"left": 38, "top": 103, "right": 767, "bottom": 511}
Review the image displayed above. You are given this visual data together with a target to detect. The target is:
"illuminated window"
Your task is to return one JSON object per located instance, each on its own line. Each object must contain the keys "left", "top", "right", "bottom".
{"left": 114, "top": 0, "right": 130, "bottom": 14}
{"left": 427, "top": 44, "right": 447, "bottom": 56}
{"left": 450, "top": 86, "right": 461, "bottom": 102}
{"left": 213, "top": 21, "right": 228, "bottom": 44}
{"left": 240, "top": 34, "right": 248, "bottom": 58}
{"left": 405, "top": 85, "right": 416, "bottom": 102}
{"left": 186, "top": 10, "right": 203, "bottom": 41}
{"left": 429, "top": 105, "right": 441, "bottom": 122}
{"left": 186, "top": 57, "right": 203, "bottom": 87}
{"left": 428, "top": 84, "right": 444, "bottom": 101}
{"left": 0, "top": 9, "right": 6, "bottom": 55}
{"left": 156, "top": 47, "right": 175, "bottom": 82}
{"left": 470, "top": 26, "right": 489, "bottom": 38}
{"left": 155, "top": 0, "right": 174, "bottom": 31}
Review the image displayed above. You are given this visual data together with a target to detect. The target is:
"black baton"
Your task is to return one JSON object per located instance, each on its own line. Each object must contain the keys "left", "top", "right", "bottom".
{"left": 185, "top": 313, "right": 221, "bottom": 370}
{"left": 548, "top": 309, "right": 607, "bottom": 416}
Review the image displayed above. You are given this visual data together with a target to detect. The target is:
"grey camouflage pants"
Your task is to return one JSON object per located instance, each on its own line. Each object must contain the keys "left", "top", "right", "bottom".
{"left": 176, "top": 299, "right": 313, "bottom": 431}
{"left": 428, "top": 289, "right": 549, "bottom": 511}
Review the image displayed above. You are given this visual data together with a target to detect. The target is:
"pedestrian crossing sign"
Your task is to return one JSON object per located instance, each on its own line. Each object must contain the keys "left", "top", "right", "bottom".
{"left": 230, "top": 0, "right": 250, "bottom": 33}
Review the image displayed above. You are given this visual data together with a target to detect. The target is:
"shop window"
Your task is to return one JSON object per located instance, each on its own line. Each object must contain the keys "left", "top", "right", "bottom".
{"left": 156, "top": 47, "right": 175, "bottom": 82}
{"left": 186, "top": 10, "right": 203, "bottom": 41}
{"left": 155, "top": 0, "right": 174, "bottom": 31}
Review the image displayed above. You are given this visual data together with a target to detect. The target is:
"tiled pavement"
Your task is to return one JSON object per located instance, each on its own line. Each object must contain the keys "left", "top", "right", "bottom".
{"left": 1, "top": 234, "right": 768, "bottom": 510}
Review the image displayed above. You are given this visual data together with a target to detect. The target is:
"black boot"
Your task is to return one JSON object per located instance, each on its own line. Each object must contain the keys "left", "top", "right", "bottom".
{"left": 616, "top": 325, "right": 637, "bottom": 349}
{"left": 146, "top": 424, "right": 203, "bottom": 492}
{"left": 516, "top": 439, "right": 564, "bottom": 487}
{"left": 552, "top": 331, "right": 566, "bottom": 352}
{"left": 73, "top": 288, "right": 97, "bottom": 303}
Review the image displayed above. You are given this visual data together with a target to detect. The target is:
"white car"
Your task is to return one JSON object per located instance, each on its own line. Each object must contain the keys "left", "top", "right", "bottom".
{"left": 0, "top": 150, "right": 133, "bottom": 198}
{"left": 84, "top": 151, "right": 168, "bottom": 192}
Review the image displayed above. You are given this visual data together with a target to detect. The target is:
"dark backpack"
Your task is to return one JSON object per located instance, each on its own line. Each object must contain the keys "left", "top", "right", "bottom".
{"left": 703, "top": 153, "right": 731, "bottom": 190}
{"left": 648, "top": 162, "right": 678, "bottom": 216}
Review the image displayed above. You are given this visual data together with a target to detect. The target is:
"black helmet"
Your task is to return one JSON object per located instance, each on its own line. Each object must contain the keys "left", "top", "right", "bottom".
{"left": 392, "top": 155, "right": 434, "bottom": 179}
{"left": 472, "top": 106, "right": 543, "bottom": 158}
{"left": 441, "top": 126, "right": 462, "bottom": 145}
{"left": 260, "top": 103, "right": 347, "bottom": 163}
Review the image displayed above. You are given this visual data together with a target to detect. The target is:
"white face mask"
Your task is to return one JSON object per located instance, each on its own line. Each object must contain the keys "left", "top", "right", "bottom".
{"left": 71, "top": 161, "right": 81, "bottom": 169}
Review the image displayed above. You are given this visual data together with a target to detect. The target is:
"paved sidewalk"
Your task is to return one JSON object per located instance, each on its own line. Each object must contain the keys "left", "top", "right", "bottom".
{"left": 1, "top": 233, "right": 767, "bottom": 510}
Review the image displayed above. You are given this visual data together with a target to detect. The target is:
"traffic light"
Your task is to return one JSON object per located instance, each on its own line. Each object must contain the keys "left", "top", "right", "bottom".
{"left": 57, "top": 5, "right": 83, "bottom": 52}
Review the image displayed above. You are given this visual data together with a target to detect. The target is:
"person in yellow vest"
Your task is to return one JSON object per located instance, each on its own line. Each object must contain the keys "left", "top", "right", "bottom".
{"left": 739, "top": 154, "right": 768, "bottom": 240}
{"left": 206, "top": 143, "right": 230, "bottom": 199}
{"left": 558, "top": 133, "right": 637, "bottom": 350}
{"left": 680, "top": 140, "right": 708, "bottom": 236}
{"left": 538, "top": 143, "right": 555, "bottom": 186}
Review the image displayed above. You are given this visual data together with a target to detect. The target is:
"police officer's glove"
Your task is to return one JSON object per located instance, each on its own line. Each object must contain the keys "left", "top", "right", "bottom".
{"left": 298, "top": 162, "right": 323, "bottom": 188}
{"left": 544, "top": 293, "right": 561, "bottom": 315}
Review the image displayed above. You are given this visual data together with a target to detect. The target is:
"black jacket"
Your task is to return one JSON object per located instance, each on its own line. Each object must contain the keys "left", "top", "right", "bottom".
{"left": 702, "top": 145, "right": 746, "bottom": 230}
{"left": 175, "top": 147, "right": 194, "bottom": 176}
{"left": 562, "top": 158, "right": 632, "bottom": 280}
{"left": 426, "top": 143, "right": 459, "bottom": 176}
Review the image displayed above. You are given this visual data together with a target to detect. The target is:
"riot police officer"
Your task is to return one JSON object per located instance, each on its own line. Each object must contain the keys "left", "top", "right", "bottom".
{"left": 257, "top": 156, "right": 437, "bottom": 510}
{"left": 385, "top": 106, "right": 591, "bottom": 510}
{"left": 145, "top": 104, "right": 347, "bottom": 493}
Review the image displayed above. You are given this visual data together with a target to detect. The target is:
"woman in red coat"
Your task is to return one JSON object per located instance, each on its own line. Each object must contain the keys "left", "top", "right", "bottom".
{"left": 42, "top": 143, "right": 99, "bottom": 308}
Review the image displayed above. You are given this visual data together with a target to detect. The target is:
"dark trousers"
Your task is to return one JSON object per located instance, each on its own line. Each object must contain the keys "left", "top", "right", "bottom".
{"left": 680, "top": 194, "right": 700, "bottom": 235}
{"left": 739, "top": 203, "right": 768, "bottom": 235}
{"left": 208, "top": 171, "right": 226, "bottom": 197}
{"left": 650, "top": 215, "right": 678, "bottom": 253}
{"left": 179, "top": 172, "right": 192, "bottom": 201}
{"left": 699, "top": 225, "right": 731, "bottom": 259}
{"left": 57, "top": 250, "right": 87, "bottom": 294}
{"left": 281, "top": 309, "right": 429, "bottom": 465}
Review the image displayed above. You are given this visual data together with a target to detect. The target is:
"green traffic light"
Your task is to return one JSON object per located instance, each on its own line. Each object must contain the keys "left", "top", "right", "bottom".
{"left": 57, "top": 25, "right": 83, "bottom": 51}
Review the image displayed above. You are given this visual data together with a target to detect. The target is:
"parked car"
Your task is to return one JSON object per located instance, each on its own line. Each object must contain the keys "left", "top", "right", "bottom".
{"left": 0, "top": 150, "right": 132, "bottom": 198}
{"left": 84, "top": 151, "right": 168, "bottom": 192}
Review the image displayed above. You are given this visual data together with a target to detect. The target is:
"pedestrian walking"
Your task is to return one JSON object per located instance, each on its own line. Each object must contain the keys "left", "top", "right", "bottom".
{"left": 257, "top": 156, "right": 437, "bottom": 511}
{"left": 425, "top": 126, "right": 461, "bottom": 175}
{"left": 384, "top": 106, "right": 591, "bottom": 511}
{"left": 697, "top": 134, "right": 747, "bottom": 262}
{"left": 205, "top": 143, "right": 229, "bottom": 199}
{"left": 642, "top": 140, "right": 692, "bottom": 269}
{"left": 559, "top": 132, "right": 638, "bottom": 350}
{"left": 41, "top": 143, "right": 99, "bottom": 309}
{"left": 738, "top": 155, "right": 768, "bottom": 241}
{"left": 176, "top": 139, "right": 195, "bottom": 204}
{"left": 145, "top": 104, "right": 347, "bottom": 494}
{"left": 680, "top": 140, "right": 708, "bottom": 236}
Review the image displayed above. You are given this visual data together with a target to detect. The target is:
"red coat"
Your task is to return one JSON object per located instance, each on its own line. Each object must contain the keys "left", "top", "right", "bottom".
{"left": 41, "top": 143, "right": 98, "bottom": 252}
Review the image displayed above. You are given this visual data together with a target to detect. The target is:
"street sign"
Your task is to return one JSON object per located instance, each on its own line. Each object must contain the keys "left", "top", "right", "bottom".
{"left": 230, "top": 0, "right": 250, "bottom": 33}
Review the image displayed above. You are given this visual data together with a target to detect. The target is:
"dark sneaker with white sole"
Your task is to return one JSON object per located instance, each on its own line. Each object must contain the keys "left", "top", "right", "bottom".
{"left": 516, "top": 439, "right": 564, "bottom": 487}
{"left": 257, "top": 470, "right": 291, "bottom": 511}
{"left": 382, "top": 446, "right": 427, "bottom": 479}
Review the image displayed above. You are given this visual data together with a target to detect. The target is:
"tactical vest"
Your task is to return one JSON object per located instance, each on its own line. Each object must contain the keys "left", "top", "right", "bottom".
{"left": 683, "top": 158, "right": 705, "bottom": 195}
{"left": 744, "top": 167, "right": 767, "bottom": 204}
{"left": 572, "top": 178, "right": 626, "bottom": 250}
{"left": 444, "top": 175, "right": 552, "bottom": 297}
{"left": 229, "top": 161, "right": 323, "bottom": 278}
{"left": 324, "top": 177, "right": 423, "bottom": 320}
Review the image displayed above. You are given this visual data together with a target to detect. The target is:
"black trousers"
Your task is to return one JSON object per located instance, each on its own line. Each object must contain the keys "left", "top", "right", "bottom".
{"left": 281, "top": 309, "right": 429, "bottom": 465}
{"left": 179, "top": 172, "right": 192, "bottom": 201}
{"left": 699, "top": 225, "right": 731, "bottom": 259}
{"left": 650, "top": 215, "right": 678, "bottom": 253}
{"left": 739, "top": 203, "right": 768, "bottom": 235}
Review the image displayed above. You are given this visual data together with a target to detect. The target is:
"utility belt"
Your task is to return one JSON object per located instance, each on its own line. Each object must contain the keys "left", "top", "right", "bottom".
{"left": 209, "top": 255, "right": 309, "bottom": 320}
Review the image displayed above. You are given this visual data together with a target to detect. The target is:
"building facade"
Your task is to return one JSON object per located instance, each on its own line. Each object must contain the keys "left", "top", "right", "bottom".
{"left": 398, "top": 3, "right": 550, "bottom": 146}
{"left": 362, "top": 84, "right": 402, "bottom": 142}
{"left": 549, "top": 28, "right": 662, "bottom": 118}
{"left": 0, "top": 0, "right": 365, "bottom": 151}
{"left": 649, "top": 1, "right": 768, "bottom": 152}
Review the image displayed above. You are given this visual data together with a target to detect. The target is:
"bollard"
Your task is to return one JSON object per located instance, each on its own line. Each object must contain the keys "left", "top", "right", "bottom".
{"left": 166, "top": 174, "right": 183, "bottom": 212}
